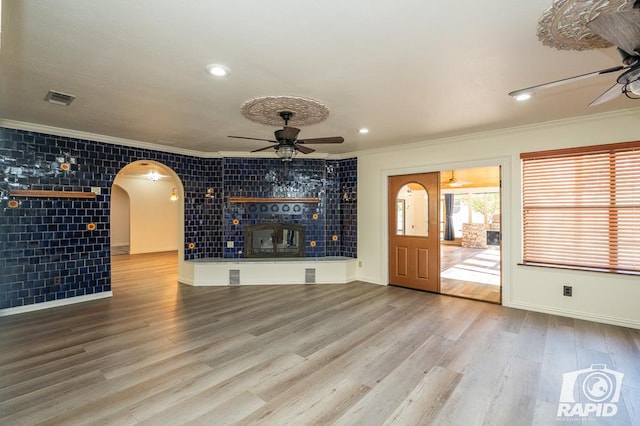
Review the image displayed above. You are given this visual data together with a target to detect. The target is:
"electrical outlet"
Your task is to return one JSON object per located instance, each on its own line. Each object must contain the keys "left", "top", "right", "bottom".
{"left": 226, "top": 241, "right": 234, "bottom": 248}
{"left": 53, "top": 276, "right": 61, "bottom": 284}
{"left": 563, "top": 285, "right": 573, "bottom": 297}
{"left": 358, "top": 260, "right": 363, "bottom": 267}
{"left": 91, "top": 187, "right": 101, "bottom": 195}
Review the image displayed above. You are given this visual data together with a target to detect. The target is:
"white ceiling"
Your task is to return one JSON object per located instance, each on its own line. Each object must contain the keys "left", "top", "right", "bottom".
{"left": 1, "top": 1, "right": 638, "bottom": 156}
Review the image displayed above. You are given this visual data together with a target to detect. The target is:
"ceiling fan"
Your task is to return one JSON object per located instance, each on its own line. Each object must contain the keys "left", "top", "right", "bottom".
{"left": 228, "top": 111, "right": 344, "bottom": 161}
{"left": 447, "top": 170, "right": 469, "bottom": 187}
{"left": 509, "top": 4, "right": 640, "bottom": 106}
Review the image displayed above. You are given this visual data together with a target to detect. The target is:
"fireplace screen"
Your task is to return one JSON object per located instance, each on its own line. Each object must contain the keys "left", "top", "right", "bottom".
{"left": 245, "top": 223, "right": 305, "bottom": 258}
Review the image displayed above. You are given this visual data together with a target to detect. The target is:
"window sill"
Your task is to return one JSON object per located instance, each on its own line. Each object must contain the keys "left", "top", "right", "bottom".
{"left": 517, "top": 262, "right": 640, "bottom": 276}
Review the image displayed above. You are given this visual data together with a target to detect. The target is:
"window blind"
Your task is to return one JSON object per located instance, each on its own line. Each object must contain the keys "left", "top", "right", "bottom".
{"left": 521, "top": 141, "right": 640, "bottom": 273}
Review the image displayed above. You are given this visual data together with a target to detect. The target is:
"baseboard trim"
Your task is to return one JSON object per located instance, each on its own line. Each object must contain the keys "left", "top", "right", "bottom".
{"left": 177, "top": 275, "right": 194, "bottom": 286}
{"left": 358, "top": 277, "right": 385, "bottom": 286}
{"left": 0, "top": 292, "right": 113, "bottom": 316}
{"left": 505, "top": 301, "right": 640, "bottom": 330}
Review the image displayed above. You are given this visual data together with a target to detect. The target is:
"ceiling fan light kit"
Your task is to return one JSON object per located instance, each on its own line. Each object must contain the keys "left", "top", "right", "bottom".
{"left": 276, "top": 145, "right": 297, "bottom": 162}
{"left": 624, "top": 78, "right": 640, "bottom": 97}
{"left": 510, "top": 1, "right": 640, "bottom": 106}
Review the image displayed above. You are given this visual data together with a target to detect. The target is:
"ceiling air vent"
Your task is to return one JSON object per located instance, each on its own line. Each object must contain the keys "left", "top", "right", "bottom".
{"left": 44, "top": 90, "right": 76, "bottom": 106}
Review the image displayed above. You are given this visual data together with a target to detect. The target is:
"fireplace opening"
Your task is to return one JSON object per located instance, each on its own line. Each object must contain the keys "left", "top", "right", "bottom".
{"left": 245, "top": 223, "right": 305, "bottom": 258}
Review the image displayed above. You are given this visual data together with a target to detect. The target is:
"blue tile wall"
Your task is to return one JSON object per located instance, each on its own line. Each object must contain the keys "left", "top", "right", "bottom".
{"left": 0, "top": 127, "right": 356, "bottom": 310}
{"left": 325, "top": 160, "right": 342, "bottom": 257}
{"left": 339, "top": 158, "right": 358, "bottom": 258}
{"left": 220, "top": 158, "right": 357, "bottom": 259}
{"left": 223, "top": 158, "right": 328, "bottom": 258}
{"left": 200, "top": 158, "right": 224, "bottom": 259}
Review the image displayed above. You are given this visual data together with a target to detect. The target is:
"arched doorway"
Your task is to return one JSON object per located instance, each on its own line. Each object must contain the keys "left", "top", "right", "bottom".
{"left": 110, "top": 160, "right": 185, "bottom": 287}
{"left": 110, "top": 183, "right": 130, "bottom": 255}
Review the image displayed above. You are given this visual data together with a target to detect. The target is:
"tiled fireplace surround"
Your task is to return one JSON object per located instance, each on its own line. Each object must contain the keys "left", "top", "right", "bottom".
{"left": 0, "top": 127, "right": 357, "bottom": 310}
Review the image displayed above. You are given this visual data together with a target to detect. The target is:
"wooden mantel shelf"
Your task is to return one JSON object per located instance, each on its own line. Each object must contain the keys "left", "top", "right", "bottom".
{"left": 227, "top": 197, "right": 319, "bottom": 204}
{"left": 10, "top": 190, "right": 97, "bottom": 199}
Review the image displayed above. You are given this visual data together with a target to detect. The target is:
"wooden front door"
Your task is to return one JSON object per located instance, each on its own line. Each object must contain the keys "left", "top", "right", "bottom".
{"left": 388, "top": 173, "right": 440, "bottom": 292}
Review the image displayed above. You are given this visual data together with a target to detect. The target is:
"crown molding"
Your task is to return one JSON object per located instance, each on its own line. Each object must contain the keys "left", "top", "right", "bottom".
{"left": 0, "top": 119, "right": 208, "bottom": 158}
{"left": 217, "top": 151, "right": 357, "bottom": 160}
{"left": 327, "top": 151, "right": 359, "bottom": 160}
{"left": 218, "top": 151, "right": 330, "bottom": 160}
{"left": 0, "top": 119, "right": 357, "bottom": 160}
{"left": 356, "top": 106, "right": 640, "bottom": 157}
{"left": 7, "top": 107, "right": 638, "bottom": 161}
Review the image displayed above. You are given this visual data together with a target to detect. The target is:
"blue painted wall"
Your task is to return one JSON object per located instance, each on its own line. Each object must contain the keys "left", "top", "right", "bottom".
{"left": 0, "top": 127, "right": 357, "bottom": 310}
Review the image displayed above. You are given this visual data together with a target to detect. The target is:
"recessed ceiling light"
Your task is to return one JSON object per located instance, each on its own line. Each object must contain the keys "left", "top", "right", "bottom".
{"left": 513, "top": 93, "right": 532, "bottom": 102}
{"left": 206, "top": 64, "right": 230, "bottom": 77}
{"left": 358, "top": 128, "right": 369, "bottom": 134}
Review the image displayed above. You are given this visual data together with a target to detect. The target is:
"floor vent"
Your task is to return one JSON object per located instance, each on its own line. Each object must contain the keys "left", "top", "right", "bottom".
{"left": 44, "top": 90, "right": 76, "bottom": 106}
{"left": 229, "top": 269, "right": 240, "bottom": 285}
{"left": 305, "top": 268, "right": 316, "bottom": 284}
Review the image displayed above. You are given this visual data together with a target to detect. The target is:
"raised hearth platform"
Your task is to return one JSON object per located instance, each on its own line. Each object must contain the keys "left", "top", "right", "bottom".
{"left": 179, "top": 257, "right": 357, "bottom": 286}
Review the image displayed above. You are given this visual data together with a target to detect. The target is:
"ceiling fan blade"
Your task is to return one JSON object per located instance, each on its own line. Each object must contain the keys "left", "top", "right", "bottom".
{"left": 228, "top": 136, "right": 278, "bottom": 143}
{"left": 298, "top": 136, "right": 345, "bottom": 144}
{"left": 282, "top": 126, "right": 301, "bottom": 141}
{"left": 508, "top": 66, "right": 625, "bottom": 97}
{"left": 587, "top": 9, "right": 640, "bottom": 56}
{"left": 251, "top": 145, "right": 277, "bottom": 153}
{"left": 588, "top": 82, "right": 624, "bottom": 107}
{"left": 296, "top": 144, "right": 315, "bottom": 154}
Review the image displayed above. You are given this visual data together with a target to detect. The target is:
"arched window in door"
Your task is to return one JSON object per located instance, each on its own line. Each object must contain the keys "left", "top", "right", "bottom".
{"left": 396, "top": 183, "right": 428, "bottom": 236}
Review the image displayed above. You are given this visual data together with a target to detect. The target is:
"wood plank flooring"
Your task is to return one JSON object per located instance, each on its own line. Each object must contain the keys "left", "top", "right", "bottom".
{"left": 1, "top": 251, "right": 639, "bottom": 425}
{"left": 440, "top": 245, "right": 501, "bottom": 304}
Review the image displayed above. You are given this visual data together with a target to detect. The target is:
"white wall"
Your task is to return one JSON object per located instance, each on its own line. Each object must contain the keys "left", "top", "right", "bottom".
{"left": 113, "top": 176, "right": 178, "bottom": 254}
{"left": 110, "top": 184, "right": 130, "bottom": 247}
{"left": 356, "top": 108, "right": 640, "bottom": 329}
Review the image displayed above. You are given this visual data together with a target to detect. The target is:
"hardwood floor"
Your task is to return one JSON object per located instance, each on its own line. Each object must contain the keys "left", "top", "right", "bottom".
{"left": 1, "top": 251, "right": 639, "bottom": 425}
{"left": 440, "top": 245, "right": 501, "bottom": 304}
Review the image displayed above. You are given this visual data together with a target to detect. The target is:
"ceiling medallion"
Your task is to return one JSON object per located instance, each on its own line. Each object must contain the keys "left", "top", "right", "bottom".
{"left": 240, "top": 96, "right": 330, "bottom": 126}
{"left": 537, "top": 0, "right": 633, "bottom": 51}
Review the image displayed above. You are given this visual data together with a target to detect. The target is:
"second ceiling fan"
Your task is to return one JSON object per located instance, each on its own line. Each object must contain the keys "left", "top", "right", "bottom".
{"left": 509, "top": 4, "right": 640, "bottom": 106}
